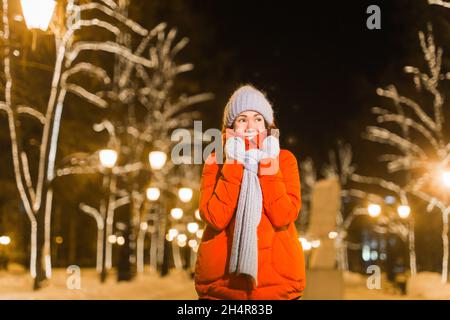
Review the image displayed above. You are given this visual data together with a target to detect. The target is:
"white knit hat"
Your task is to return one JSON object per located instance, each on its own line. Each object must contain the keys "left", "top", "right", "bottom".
{"left": 222, "top": 84, "right": 274, "bottom": 128}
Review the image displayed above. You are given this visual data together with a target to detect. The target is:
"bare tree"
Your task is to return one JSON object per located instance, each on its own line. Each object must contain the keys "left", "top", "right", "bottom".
{"left": 0, "top": 0, "right": 161, "bottom": 289}
{"left": 359, "top": 25, "right": 450, "bottom": 283}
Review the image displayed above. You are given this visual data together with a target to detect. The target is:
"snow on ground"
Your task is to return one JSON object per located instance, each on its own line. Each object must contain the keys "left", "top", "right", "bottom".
{"left": 0, "top": 264, "right": 198, "bottom": 300}
{"left": 1, "top": 265, "right": 449, "bottom": 300}
{"left": 407, "top": 272, "right": 450, "bottom": 299}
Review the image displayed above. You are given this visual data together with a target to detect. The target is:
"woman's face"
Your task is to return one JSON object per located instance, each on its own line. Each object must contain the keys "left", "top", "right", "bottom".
{"left": 233, "top": 110, "right": 266, "bottom": 139}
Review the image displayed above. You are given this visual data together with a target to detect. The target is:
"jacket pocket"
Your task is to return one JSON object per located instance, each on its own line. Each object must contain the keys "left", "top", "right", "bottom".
{"left": 271, "top": 228, "right": 305, "bottom": 282}
{"left": 195, "top": 230, "right": 228, "bottom": 284}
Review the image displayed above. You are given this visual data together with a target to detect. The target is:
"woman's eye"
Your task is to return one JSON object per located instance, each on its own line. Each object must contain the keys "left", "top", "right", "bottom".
{"left": 256, "top": 117, "right": 262, "bottom": 122}
{"left": 239, "top": 118, "right": 246, "bottom": 122}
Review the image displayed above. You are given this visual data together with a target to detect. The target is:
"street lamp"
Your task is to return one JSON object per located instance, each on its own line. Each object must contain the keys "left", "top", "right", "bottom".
{"left": 149, "top": 151, "right": 167, "bottom": 170}
{"left": 188, "top": 239, "right": 198, "bottom": 248}
{"left": 20, "top": 0, "right": 56, "bottom": 31}
{"left": 116, "top": 236, "right": 125, "bottom": 246}
{"left": 178, "top": 187, "right": 193, "bottom": 203}
{"left": 108, "top": 235, "right": 117, "bottom": 244}
{"left": 0, "top": 236, "right": 11, "bottom": 246}
{"left": 187, "top": 222, "right": 199, "bottom": 234}
{"left": 368, "top": 204, "right": 381, "bottom": 218}
{"left": 170, "top": 208, "right": 183, "bottom": 220}
{"left": 328, "top": 231, "right": 338, "bottom": 240}
{"left": 442, "top": 171, "right": 450, "bottom": 188}
{"left": 311, "top": 239, "right": 321, "bottom": 249}
{"left": 299, "top": 237, "right": 312, "bottom": 251}
{"left": 167, "top": 228, "right": 179, "bottom": 241}
{"left": 146, "top": 187, "right": 160, "bottom": 201}
{"left": 397, "top": 205, "right": 411, "bottom": 219}
{"left": 99, "top": 149, "right": 118, "bottom": 168}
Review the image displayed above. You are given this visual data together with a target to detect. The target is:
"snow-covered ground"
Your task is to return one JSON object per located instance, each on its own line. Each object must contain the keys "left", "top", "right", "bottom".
{"left": 0, "top": 264, "right": 198, "bottom": 300}
{"left": 1, "top": 265, "right": 449, "bottom": 300}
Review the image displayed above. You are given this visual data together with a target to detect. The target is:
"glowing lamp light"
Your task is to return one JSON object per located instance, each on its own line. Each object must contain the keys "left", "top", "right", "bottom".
{"left": 187, "top": 222, "right": 199, "bottom": 234}
{"left": 146, "top": 187, "right": 160, "bottom": 201}
{"left": 188, "top": 239, "right": 198, "bottom": 248}
{"left": 99, "top": 149, "right": 117, "bottom": 168}
{"left": 443, "top": 171, "right": 450, "bottom": 188}
{"left": 116, "top": 236, "right": 125, "bottom": 246}
{"left": 168, "top": 228, "right": 179, "bottom": 240}
{"left": 20, "top": 0, "right": 56, "bottom": 31}
{"left": 328, "top": 231, "right": 338, "bottom": 240}
{"left": 149, "top": 151, "right": 167, "bottom": 170}
{"left": 140, "top": 222, "right": 148, "bottom": 231}
{"left": 397, "top": 205, "right": 411, "bottom": 219}
{"left": 178, "top": 187, "right": 193, "bottom": 203}
{"left": 170, "top": 208, "right": 183, "bottom": 220}
{"left": 311, "top": 239, "right": 321, "bottom": 248}
{"left": 108, "top": 235, "right": 117, "bottom": 244}
{"left": 196, "top": 229, "right": 203, "bottom": 239}
{"left": 368, "top": 204, "right": 381, "bottom": 218}
{"left": 298, "top": 237, "right": 312, "bottom": 251}
{"left": 177, "top": 234, "right": 187, "bottom": 243}
{"left": 0, "top": 236, "right": 11, "bottom": 246}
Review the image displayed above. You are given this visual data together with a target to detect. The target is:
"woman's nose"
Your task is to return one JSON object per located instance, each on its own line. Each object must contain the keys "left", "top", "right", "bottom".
{"left": 247, "top": 120, "right": 257, "bottom": 130}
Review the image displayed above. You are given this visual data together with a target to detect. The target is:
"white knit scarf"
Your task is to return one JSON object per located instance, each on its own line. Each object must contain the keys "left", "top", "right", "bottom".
{"left": 225, "top": 134, "right": 280, "bottom": 287}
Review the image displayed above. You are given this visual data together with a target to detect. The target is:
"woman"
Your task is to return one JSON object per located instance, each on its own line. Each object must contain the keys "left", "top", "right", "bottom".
{"left": 194, "top": 84, "right": 305, "bottom": 300}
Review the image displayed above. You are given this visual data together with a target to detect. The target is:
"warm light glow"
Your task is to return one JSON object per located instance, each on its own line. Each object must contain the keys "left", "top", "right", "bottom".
{"left": 397, "top": 205, "right": 411, "bottom": 219}
{"left": 20, "top": 0, "right": 56, "bottom": 31}
{"left": 187, "top": 222, "right": 199, "bottom": 234}
{"left": 194, "top": 209, "right": 201, "bottom": 220}
{"left": 177, "top": 240, "right": 187, "bottom": 247}
{"left": 146, "top": 187, "right": 160, "bottom": 201}
{"left": 149, "top": 151, "right": 167, "bottom": 170}
{"left": 188, "top": 239, "right": 198, "bottom": 248}
{"left": 178, "top": 187, "right": 193, "bottom": 203}
{"left": 311, "top": 239, "right": 321, "bottom": 248}
{"left": 168, "top": 228, "right": 179, "bottom": 241}
{"left": 196, "top": 229, "right": 203, "bottom": 239}
{"left": 108, "top": 235, "right": 117, "bottom": 244}
{"left": 299, "top": 237, "right": 311, "bottom": 251}
{"left": 99, "top": 149, "right": 118, "bottom": 168}
{"left": 140, "top": 222, "right": 148, "bottom": 230}
{"left": 116, "top": 236, "right": 125, "bottom": 246}
{"left": 0, "top": 236, "right": 11, "bottom": 246}
{"left": 170, "top": 208, "right": 183, "bottom": 220}
{"left": 328, "top": 231, "right": 338, "bottom": 239}
{"left": 55, "top": 236, "right": 63, "bottom": 244}
{"left": 368, "top": 204, "right": 381, "bottom": 217}
{"left": 177, "top": 234, "right": 187, "bottom": 243}
{"left": 443, "top": 171, "right": 450, "bottom": 188}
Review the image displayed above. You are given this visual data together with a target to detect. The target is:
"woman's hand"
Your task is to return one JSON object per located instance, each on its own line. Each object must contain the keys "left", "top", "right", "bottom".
{"left": 223, "top": 129, "right": 246, "bottom": 164}
{"left": 258, "top": 134, "right": 281, "bottom": 176}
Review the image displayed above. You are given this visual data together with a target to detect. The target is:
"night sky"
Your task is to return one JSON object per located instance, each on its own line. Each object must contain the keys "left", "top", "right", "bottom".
{"left": 138, "top": 0, "right": 449, "bottom": 174}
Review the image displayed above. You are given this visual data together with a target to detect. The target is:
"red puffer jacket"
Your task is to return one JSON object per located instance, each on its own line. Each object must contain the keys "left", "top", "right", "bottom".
{"left": 194, "top": 148, "right": 306, "bottom": 300}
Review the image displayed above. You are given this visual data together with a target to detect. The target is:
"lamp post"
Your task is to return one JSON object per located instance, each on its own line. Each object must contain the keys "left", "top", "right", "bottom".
{"left": 20, "top": 0, "right": 57, "bottom": 50}
{"left": 0, "top": 236, "right": 11, "bottom": 271}
{"left": 98, "top": 149, "right": 117, "bottom": 283}
{"left": 397, "top": 204, "right": 416, "bottom": 276}
{"left": 137, "top": 186, "right": 160, "bottom": 273}
{"left": 148, "top": 150, "right": 168, "bottom": 276}
{"left": 20, "top": 0, "right": 56, "bottom": 31}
